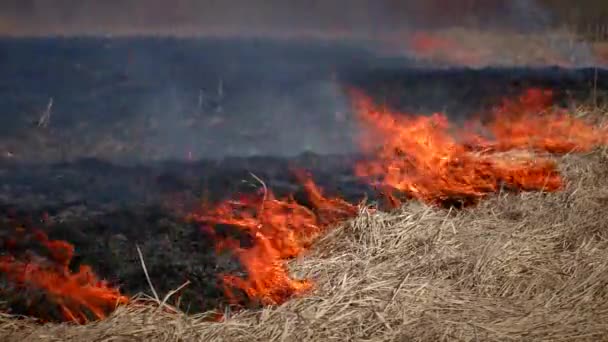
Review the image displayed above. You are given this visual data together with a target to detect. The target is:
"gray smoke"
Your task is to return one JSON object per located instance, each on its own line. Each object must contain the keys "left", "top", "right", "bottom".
{"left": 0, "top": 1, "right": 602, "bottom": 162}
{"left": 0, "top": 1, "right": 573, "bottom": 37}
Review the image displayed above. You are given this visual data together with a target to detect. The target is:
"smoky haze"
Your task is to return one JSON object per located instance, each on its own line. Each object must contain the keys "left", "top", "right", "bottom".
{"left": 0, "top": 1, "right": 554, "bottom": 37}
{"left": 0, "top": 1, "right": 588, "bottom": 162}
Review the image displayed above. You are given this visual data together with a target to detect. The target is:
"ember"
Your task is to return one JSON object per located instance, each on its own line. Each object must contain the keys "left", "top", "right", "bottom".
{"left": 0, "top": 229, "right": 128, "bottom": 324}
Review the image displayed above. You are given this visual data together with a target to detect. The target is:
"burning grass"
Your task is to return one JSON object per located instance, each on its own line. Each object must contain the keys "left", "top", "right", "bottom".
{"left": 398, "top": 28, "right": 603, "bottom": 67}
{"left": 0, "top": 229, "right": 128, "bottom": 324}
{"left": 1, "top": 88, "right": 608, "bottom": 340}
{"left": 186, "top": 172, "right": 357, "bottom": 307}
{"left": 352, "top": 88, "right": 607, "bottom": 207}
{"left": 3, "top": 149, "right": 608, "bottom": 341}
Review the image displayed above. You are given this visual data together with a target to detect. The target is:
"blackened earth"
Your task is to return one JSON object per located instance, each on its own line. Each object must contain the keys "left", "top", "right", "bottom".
{"left": 1, "top": 37, "right": 608, "bottom": 163}
{"left": 1, "top": 37, "right": 608, "bottom": 318}
{"left": 0, "top": 153, "right": 380, "bottom": 316}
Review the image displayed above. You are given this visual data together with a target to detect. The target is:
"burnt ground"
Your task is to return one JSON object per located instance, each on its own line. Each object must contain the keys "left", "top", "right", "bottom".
{"left": 1, "top": 37, "right": 608, "bottom": 317}
{"left": 0, "top": 154, "right": 375, "bottom": 315}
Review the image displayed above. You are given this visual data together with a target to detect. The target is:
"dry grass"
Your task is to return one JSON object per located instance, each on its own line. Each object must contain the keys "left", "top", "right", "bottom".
{"left": 2, "top": 146, "right": 608, "bottom": 341}
{"left": 394, "top": 27, "right": 605, "bottom": 67}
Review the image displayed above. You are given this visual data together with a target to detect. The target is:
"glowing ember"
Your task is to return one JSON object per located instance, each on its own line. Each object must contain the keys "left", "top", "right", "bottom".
{"left": 188, "top": 173, "right": 356, "bottom": 306}
{"left": 350, "top": 89, "right": 567, "bottom": 206}
{"left": 0, "top": 230, "right": 128, "bottom": 324}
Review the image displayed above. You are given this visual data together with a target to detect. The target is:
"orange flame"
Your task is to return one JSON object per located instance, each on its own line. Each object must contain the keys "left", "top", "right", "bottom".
{"left": 5, "top": 88, "right": 604, "bottom": 321}
{"left": 467, "top": 88, "right": 608, "bottom": 154}
{"left": 188, "top": 173, "right": 357, "bottom": 306}
{"left": 0, "top": 230, "right": 128, "bottom": 323}
{"left": 350, "top": 89, "right": 581, "bottom": 206}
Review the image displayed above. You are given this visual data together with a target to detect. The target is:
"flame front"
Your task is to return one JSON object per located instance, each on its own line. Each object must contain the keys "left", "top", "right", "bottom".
{"left": 351, "top": 88, "right": 606, "bottom": 206}
{"left": 469, "top": 88, "right": 608, "bottom": 154}
{"left": 188, "top": 174, "right": 357, "bottom": 306}
{"left": 0, "top": 230, "right": 128, "bottom": 324}
{"left": 4, "top": 86, "right": 606, "bottom": 322}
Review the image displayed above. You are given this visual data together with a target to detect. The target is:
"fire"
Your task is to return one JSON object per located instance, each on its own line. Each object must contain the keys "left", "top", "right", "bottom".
{"left": 406, "top": 31, "right": 482, "bottom": 66}
{"left": 3, "top": 85, "right": 605, "bottom": 322}
{"left": 0, "top": 229, "right": 128, "bottom": 324}
{"left": 467, "top": 88, "right": 608, "bottom": 154}
{"left": 408, "top": 32, "right": 455, "bottom": 56}
{"left": 294, "top": 170, "right": 359, "bottom": 225}
{"left": 349, "top": 88, "right": 605, "bottom": 206}
{"left": 188, "top": 173, "right": 357, "bottom": 307}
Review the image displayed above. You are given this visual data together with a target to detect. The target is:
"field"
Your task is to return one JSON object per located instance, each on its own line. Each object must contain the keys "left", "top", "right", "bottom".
{"left": 3, "top": 151, "right": 608, "bottom": 341}
{"left": 1, "top": 30, "right": 608, "bottom": 341}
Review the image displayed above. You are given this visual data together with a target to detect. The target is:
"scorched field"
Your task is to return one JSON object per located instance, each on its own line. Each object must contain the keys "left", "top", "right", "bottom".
{"left": 1, "top": 35, "right": 608, "bottom": 341}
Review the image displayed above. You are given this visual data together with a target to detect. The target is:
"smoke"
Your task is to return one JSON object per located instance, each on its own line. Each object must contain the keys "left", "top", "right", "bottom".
{"left": 0, "top": 1, "right": 596, "bottom": 66}
{"left": 129, "top": 40, "right": 363, "bottom": 160}
{"left": 0, "top": 1, "right": 602, "bottom": 162}
{"left": 0, "top": 1, "right": 566, "bottom": 37}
